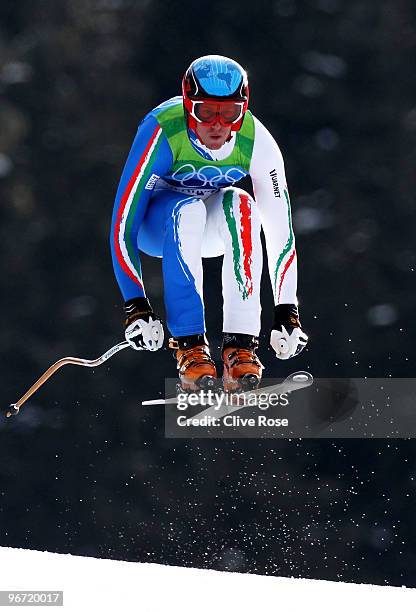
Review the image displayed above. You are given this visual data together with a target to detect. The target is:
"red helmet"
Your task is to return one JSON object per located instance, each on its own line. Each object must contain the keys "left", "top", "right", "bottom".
{"left": 182, "top": 55, "right": 249, "bottom": 132}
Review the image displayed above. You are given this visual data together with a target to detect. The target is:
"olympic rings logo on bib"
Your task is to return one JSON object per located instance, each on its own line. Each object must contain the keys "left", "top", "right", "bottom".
{"left": 171, "top": 164, "right": 246, "bottom": 187}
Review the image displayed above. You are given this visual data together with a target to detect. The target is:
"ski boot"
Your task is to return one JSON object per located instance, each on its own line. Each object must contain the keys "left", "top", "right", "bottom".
{"left": 169, "top": 334, "right": 217, "bottom": 392}
{"left": 222, "top": 333, "right": 264, "bottom": 392}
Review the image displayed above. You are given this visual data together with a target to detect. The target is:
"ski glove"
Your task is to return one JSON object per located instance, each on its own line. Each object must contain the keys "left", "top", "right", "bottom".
{"left": 270, "top": 304, "right": 308, "bottom": 360}
{"left": 124, "top": 297, "right": 164, "bottom": 352}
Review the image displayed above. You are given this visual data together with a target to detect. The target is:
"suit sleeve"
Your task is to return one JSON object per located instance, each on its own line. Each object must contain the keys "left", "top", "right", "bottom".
{"left": 110, "top": 115, "right": 173, "bottom": 300}
{"left": 249, "top": 116, "right": 298, "bottom": 306}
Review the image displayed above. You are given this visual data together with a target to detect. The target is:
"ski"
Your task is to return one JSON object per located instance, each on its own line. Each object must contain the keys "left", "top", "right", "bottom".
{"left": 142, "top": 371, "right": 313, "bottom": 407}
{"left": 179, "top": 371, "right": 313, "bottom": 424}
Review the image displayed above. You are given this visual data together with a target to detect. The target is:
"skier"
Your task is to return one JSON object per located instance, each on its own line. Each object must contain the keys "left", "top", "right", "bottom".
{"left": 110, "top": 55, "right": 308, "bottom": 392}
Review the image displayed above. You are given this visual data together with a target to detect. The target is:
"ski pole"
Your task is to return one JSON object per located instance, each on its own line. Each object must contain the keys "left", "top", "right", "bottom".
{"left": 6, "top": 340, "right": 131, "bottom": 418}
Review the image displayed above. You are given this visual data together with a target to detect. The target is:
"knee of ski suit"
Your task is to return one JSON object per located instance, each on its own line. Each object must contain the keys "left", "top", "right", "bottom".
{"left": 219, "top": 187, "right": 261, "bottom": 245}
{"left": 164, "top": 197, "right": 207, "bottom": 252}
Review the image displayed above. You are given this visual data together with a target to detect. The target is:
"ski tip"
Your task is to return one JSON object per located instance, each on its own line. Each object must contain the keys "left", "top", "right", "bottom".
{"left": 286, "top": 371, "right": 313, "bottom": 387}
{"left": 292, "top": 373, "right": 311, "bottom": 383}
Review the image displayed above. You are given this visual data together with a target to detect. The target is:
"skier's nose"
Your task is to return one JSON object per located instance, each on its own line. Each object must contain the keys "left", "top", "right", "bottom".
{"left": 210, "top": 120, "right": 223, "bottom": 131}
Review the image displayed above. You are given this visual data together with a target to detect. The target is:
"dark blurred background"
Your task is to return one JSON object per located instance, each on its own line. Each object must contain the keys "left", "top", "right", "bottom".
{"left": 1, "top": 0, "right": 416, "bottom": 587}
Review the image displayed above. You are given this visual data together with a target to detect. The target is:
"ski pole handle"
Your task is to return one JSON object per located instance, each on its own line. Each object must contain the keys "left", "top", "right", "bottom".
{"left": 6, "top": 340, "right": 130, "bottom": 418}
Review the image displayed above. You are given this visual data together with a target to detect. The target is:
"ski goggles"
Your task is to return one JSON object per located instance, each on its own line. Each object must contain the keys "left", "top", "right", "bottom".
{"left": 187, "top": 100, "right": 246, "bottom": 126}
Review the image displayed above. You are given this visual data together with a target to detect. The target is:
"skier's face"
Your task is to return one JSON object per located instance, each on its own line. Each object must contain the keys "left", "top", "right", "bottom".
{"left": 196, "top": 121, "right": 232, "bottom": 150}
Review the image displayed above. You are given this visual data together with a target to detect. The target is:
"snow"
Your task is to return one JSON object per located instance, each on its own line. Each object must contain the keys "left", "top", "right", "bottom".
{"left": 0, "top": 547, "right": 414, "bottom": 611}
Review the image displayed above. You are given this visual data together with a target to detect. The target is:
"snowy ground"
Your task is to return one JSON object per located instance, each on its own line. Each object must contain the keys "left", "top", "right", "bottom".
{"left": 0, "top": 547, "right": 414, "bottom": 611}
